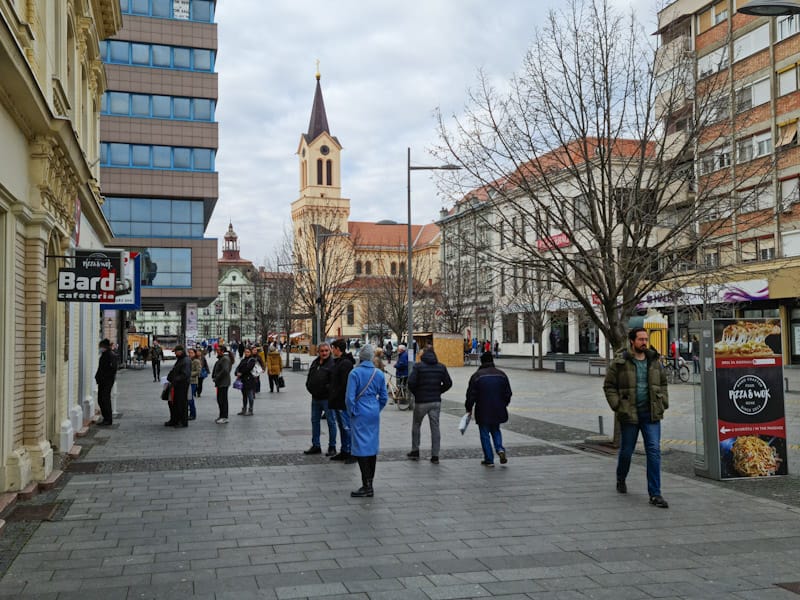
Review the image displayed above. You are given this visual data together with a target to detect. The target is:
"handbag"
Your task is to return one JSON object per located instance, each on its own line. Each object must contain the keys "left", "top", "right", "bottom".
{"left": 277, "top": 375, "right": 285, "bottom": 388}
{"left": 200, "top": 366, "right": 209, "bottom": 378}
{"left": 252, "top": 362, "right": 263, "bottom": 377}
{"left": 233, "top": 379, "right": 243, "bottom": 390}
{"left": 459, "top": 413, "right": 472, "bottom": 435}
{"left": 161, "top": 382, "right": 172, "bottom": 401}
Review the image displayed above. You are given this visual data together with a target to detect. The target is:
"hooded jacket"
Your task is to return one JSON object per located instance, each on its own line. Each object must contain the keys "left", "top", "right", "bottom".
{"left": 603, "top": 348, "right": 669, "bottom": 424}
{"left": 407, "top": 350, "right": 452, "bottom": 404}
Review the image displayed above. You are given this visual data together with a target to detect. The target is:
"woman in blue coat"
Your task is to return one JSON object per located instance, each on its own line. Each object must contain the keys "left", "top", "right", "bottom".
{"left": 346, "top": 345, "right": 388, "bottom": 497}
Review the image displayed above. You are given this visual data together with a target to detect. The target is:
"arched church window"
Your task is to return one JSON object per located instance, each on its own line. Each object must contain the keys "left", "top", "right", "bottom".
{"left": 390, "top": 262, "right": 397, "bottom": 276}
{"left": 355, "top": 261, "right": 362, "bottom": 275}
{"left": 346, "top": 304, "right": 355, "bottom": 325}
{"left": 326, "top": 159, "right": 332, "bottom": 185}
{"left": 365, "top": 261, "right": 372, "bottom": 275}
{"left": 317, "top": 159, "right": 323, "bottom": 185}
{"left": 399, "top": 262, "right": 406, "bottom": 276}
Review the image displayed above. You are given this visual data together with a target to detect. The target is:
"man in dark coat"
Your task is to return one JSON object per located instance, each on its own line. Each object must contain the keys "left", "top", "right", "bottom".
{"left": 95, "top": 338, "right": 117, "bottom": 426}
{"left": 150, "top": 340, "right": 164, "bottom": 382}
{"left": 212, "top": 344, "right": 232, "bottom": 423}
{"left": 329, "top": 338, "right": 355, "bottom": 463}
{"left": 166, "top": 345, "right": 191, "bottom": 427}
{"left": 304, "top": 342, "right": 337, "bottom": 455}
{"left": 465, "top": 352, "right": 512, "bottom": 466}
{"left": 407, "top": 347, "right": 452, "bottom": 464}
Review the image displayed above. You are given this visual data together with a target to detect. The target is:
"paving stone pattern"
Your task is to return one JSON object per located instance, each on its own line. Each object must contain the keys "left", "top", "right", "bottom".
{"left": 1, "top": 358, "right": 800, "bottom": 599}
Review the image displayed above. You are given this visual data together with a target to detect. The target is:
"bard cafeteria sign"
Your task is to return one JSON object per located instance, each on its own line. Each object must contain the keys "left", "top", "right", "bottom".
{"left": 57, "top": 250, "right": 120, "bottom": 302}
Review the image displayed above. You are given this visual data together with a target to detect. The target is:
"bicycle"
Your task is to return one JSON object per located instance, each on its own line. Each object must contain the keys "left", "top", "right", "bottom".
{"left": 661, "top": 356, "right": 690, "bottom": 383}
{"left": 386, "top": 373, "right": 412, "bottom": 410}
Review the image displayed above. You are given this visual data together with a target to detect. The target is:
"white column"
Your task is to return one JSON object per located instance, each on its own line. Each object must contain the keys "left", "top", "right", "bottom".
{"left": 598, "top": 329, "right": 608, "bottom": 359}
{"left": 567, "top": 310, "right": 579, "bottom": 355}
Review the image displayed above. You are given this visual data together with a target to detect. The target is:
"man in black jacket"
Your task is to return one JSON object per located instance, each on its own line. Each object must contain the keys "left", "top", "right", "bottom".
{"left": 95, "top": 338, "right": 117, "bottom": 426}
{"left": 329, "top": 338, "right": 356, "bottom": 463}
{"left": 166, "top": 345, "right": 191, "bottom": 427}
{"left": 304, "top": 342, "right": 337, "bottom": 455}
{"left": 407, "top": 347, "right": 452, "bottom": 464}
{"left": 212, "top": 344, "right": 232, "bottom": 424}
{"left": 466, "top": 352, "right": 512, "bottom": 466}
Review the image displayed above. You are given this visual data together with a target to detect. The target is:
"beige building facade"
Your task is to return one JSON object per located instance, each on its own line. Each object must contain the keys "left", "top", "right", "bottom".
{"left": 0, "top": 1, "right": 122, "bottom": 491}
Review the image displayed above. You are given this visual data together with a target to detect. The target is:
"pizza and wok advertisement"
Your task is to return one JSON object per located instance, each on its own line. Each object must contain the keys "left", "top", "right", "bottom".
{"left": 713, "top": 319, "right": 787, "bottom": 479}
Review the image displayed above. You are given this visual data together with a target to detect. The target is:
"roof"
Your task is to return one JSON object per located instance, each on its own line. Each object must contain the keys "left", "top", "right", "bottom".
{"left": 348, "top": 221, "right": 441, "bottom": 250}
{"left": 306, "top": 76, "right": 330, "bottom": 141}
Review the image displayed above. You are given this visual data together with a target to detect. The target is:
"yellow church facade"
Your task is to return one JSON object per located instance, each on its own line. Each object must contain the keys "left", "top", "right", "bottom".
{"left": 290, "top": 73, "right": 441, "bottom": 343}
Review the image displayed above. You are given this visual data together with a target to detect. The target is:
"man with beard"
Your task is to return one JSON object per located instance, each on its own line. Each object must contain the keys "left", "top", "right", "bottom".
{"left": 166, "top": 345, "right": 191, "bottom": 427}
{"left": 304, "top": 342, "right": 337, "bottom": 455}
{"left": 329, "top": 338, "right": 355, "bottom": 463}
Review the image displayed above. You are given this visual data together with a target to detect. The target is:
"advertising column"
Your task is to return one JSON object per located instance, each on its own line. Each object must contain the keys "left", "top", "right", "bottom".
{"left": 713, "top": 319, "right": 788, "bottom": 478}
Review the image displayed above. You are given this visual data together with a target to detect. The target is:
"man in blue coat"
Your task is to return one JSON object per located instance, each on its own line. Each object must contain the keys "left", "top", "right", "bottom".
{"left": 465, "top": 352, "right": 512, "bottom": 466}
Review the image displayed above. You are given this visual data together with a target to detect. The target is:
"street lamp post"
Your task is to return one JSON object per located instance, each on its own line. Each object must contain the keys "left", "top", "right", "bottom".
{"left": 407, "top": 148, "right": 461, "bottom": 368}
{"left": 312, "top": 224, "right": 350, "bottom": 346}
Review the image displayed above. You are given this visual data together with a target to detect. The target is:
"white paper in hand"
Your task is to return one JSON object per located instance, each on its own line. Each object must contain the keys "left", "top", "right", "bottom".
{"left": 459, "top": 413, "right": 471, "bottom": 435}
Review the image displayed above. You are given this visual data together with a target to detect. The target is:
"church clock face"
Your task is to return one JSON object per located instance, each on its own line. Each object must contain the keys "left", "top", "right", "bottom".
{"left": 320, "top": 145, "right": 330, "bottom": 156}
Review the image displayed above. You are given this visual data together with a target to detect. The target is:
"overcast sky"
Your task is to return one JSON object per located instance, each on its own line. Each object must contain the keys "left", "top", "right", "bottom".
{"left": 211, "top": 0, "right": 656, "bottom": 263}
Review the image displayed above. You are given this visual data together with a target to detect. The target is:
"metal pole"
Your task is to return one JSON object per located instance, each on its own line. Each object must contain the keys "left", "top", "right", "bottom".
{"left": 314, "top": 226, "right": 322, "bottom": 347}
{"left": 407, "top": 147, "right": 415, "bottom": 366}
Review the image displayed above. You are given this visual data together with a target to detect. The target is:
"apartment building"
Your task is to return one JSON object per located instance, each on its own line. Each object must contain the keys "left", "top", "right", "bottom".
{"left": 657, "top": 0, "right": 800, "bottom": 363}
{"left": 99, "top": 0, "right": 219, "bottom": 345}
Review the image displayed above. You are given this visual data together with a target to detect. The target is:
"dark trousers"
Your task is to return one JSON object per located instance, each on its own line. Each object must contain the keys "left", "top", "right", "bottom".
{"left": 268, "top": 374, "right": 280, "bottom": 392}
{"left": 356, "top": 455, "right": 377, "bottom": 488}
{"left": 97, "top": 382, "right": 113, "bottom": 423}
{"left": 196, "top": 377, "right": 205, "bottom": 396}
{"left": 152, "top": 360, "right": 161, "bottom": 381}
{"left": 170, "top": 385, "right": 189, "bottom": 425}
{"left": 217, "top": 385, "right": 229, "bottom": 418}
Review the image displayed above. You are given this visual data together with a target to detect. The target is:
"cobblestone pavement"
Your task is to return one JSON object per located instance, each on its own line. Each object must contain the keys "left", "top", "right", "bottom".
{"left": 1, "top": 357, "right": 800, "bottom": 599}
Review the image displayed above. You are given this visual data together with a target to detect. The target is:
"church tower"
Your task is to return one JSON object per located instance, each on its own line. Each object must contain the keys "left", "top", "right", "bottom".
{"left": 221, "top": 222, "right": 241, "bottom": 261}
{"left": 291, "top": 68, "right": 350, "bottom": 236}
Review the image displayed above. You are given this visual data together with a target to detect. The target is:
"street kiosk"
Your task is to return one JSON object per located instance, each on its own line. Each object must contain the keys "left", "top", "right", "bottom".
{"left": 690, "top": 319, "right": 788, "bottom": 480}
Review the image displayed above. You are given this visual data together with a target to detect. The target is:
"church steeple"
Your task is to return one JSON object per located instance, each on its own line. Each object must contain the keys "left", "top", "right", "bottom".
{"left": 222, "top": 222, "right": 241, "bottom": 261}
{"left": 306, "top": 68, "right": 330, "bottom": 142}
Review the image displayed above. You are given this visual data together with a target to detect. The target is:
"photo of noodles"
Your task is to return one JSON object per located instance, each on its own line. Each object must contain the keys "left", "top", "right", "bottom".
{"left": 714, "top": 320, "right": 780, "bottom": 357}
{"left": 730, "top": 436, "right": 779, "bottom": 477}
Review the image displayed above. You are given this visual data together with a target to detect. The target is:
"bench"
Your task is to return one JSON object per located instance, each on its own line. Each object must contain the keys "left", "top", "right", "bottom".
{"left": 588, "top": 358, "right": 608, "bottom": 375}
{"left": 464, "top": 353, "right": 479, "bottom": 366}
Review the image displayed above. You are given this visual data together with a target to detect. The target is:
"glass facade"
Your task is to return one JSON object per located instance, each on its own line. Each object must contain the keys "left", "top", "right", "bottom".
{"left": 99, "top": 40, "right": 214, "bottom": 72}
{"left": 100, "top": 143, "right": 214, "bottom": 171}
{"left": 136, "top": 247, "right": 193, "bottom": 287}
{"left": 101, "top": 92, "right": 214, "bottom": 121}
{"left": 103, "top": 197, "right": 205, "bottom": 238}
{"left": 119, "top": 0, "right": 215, "bottom": 22}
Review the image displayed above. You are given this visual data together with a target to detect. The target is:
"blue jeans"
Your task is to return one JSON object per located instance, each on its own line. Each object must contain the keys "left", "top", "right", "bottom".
{"left": 478, "top": 424, "right": 504, "bottom": 463}
{"left": 617, "top": 412, "right": 661, "bottom": 497}
{"left": 311, "top": 399, "right": 337, "bottom": 449}
{"left": 189, "top": 383, "right": 197, "bottom": 418}
{"left": 332, "top": 409, "right": 351, "bottom": 453}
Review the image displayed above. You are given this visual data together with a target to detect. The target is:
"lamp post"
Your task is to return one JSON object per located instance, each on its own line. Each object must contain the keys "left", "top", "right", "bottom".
{"left": 407, "top": 148, "right": 461, "bottom": 367}
{"left": 312, "top": 224, "right": 350, "bottom": 346}
{"left": 739, "top": 0, "right": 800, "bottom": 15}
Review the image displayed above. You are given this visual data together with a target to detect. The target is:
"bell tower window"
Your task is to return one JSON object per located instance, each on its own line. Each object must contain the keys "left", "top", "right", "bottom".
{"left": 316, "top": 159, "right": 323, "bottom": 185}
{"left": 326, "top": 159, "right": 332, "bottom": 185}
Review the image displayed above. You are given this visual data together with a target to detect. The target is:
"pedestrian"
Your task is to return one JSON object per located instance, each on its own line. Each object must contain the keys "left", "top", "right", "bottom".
{"left": 406, "top": 347, "right": 452, "bottom": 464}
{"left": 329, "top": 338, "right": 355, "bottom": 463}
{"left": 254, "top": 346, "right": 266, "bottom": 394}
{"left": 394, "top": 344, "right": 408, "bottom": 387}
{"left": 266, "top": 344, "right": 283, "bottom": 392}
{"left": 165, "top": 345, "right": 190, "bottom": 428}
{"left": 238, "top": 343, "right": 245, "bottom": 358}
{"left": 95, "top": 338, "right": 117, "bottom": 426}
{"left": 466, "top": 351, "right": 512, "bottom": 466}
{"left": 372, "top": 347, "right": 385, "bottom": 372}
{"left": 151, "top": 340, "right": 164, "bottom": 381}
{"left": 603, "top": 327, "right": 670, "bottom": 509}
{"left": 690, "top": 335, "right": 700, "bottom": 374}
{"left": 493, "top": 340, "right": 500, "bottom": 359}
{"left": 212, "top": 344, "right": 231, "bottom": 423}
{"left": 303, "top": 342, "right": 337, "bottom": 455}
{"left": 188, "top": 348, "right": 201, "bottom": 420}
{"left": 196, "top": 350, "right": 210, "bottom": 397}
{"left": 385, "top": 340, "right": 393, "bottom": 362}
{"left": 234, "top": 347, "right": 257, "bottom": 415}
{"left": 346, "top": 344, "right": 388, "bottom": 497}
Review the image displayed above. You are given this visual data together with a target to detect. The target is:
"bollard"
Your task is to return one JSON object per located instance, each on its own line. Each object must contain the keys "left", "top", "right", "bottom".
{"left": 785, "top": 377, "right": 789, "bottom": 393}
{"left": 598, "top": 415, "right": 604, "bottom": 436}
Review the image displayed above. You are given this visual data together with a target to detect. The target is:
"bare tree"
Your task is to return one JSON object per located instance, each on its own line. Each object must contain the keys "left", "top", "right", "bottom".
{"left": 511, "top": 267, "right": 566, "bottom": 370}
{"left": 265, "top": 229, "right": 303, "bottom": 366}
{"left": 434, "top": 0, "right": 765, "bottom": 352}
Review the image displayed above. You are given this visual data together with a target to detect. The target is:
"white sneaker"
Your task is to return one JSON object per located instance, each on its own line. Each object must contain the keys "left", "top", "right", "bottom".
{"left": 215, "top": 418, "right": 229, "bottom": 424}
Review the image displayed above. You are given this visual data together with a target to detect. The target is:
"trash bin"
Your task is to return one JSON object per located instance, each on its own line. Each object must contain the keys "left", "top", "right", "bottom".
{"left": 292, "top": 358, "right": 301, "bottom": 372}
{"left": 555, "top": 360, "right": 565, "bottom": 373}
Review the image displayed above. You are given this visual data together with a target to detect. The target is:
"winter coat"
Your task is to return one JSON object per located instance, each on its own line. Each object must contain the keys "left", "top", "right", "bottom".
{"left": 212, "top": 353, "right": 232, "bottom": 387}
{"left": 235, "top": 356, "right": 258, "bottom": 391}
{"left": 305, "top": 355, "right": 334, "bottom": 400}
{"left": 603, "top": 348, "right": 669, "bottom": 424}
{"left": 95, "top": 349, "right": 117, "bottom": 387}
{"left": 329, "top": 352, "right": 355, "bottom": 410}
{"left": 465, "top": 362, "right": 512, "bottom": 426}
{"left": 407, "top": 350, "right": 452, "bottom": 404}
{"left": 167, "top": 353, "right": 191, "bottom": 401}
{"left": 190, "top": 357, "right": 201, "bottom": 384}
{"left": 150, "top": 345, "right": 164, "bottom": 362}
{"left": 346, "top": 361, "right": 388, "bottom": 456}
{"left": 267, "top": 351, "right": 282, "bottom": 376}
{"left": 394, "top": 351, "right": 409, "bottom": 378}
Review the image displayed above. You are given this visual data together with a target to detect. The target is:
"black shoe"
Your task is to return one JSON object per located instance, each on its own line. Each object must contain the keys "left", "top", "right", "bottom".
{"left": 407, "top": 450, "right": 419, "bottom": 460}
{"left": 188, "top": 416, "right": 196, "bottom": 421}
{"left": 649, "top": 495, "right": 669, "bottom": 508}
{"left": 481, "top": 460, "right": 494, "bottom": 467}
{"left": 179, "top": 422, "right": 188, "bottom": 428}
{"left": 498, "top": 451, "right": 507, "bottom": 464}
{"left": 430, "top": 456, "right": 439, "bottom": 464}
{"left": 350, "top": 486, "right": 374, "bottom": 498}
{"left": 344, "top": 455, "right": 357, "bottom": 464}
{"left": 304, "top": 446, "right": 322, "bottom": 455}
{"left": 330, "top": 452, "right": 347, "bottom": 461}
{"left": 97, "top": 420, "right": 112, "bottom": 426}
{"left": 326, "top": 447, "right": 337, "bottom": 457}
{"left": 165, "top": 421, "right": 177, "bottom": 427}
{"left": 616, "top": 480, "right": 627, "bottom": 494}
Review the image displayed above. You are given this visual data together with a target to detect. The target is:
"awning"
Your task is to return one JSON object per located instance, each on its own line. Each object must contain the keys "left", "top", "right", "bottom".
{"left": 289, "top": 332, "right": 305, "bottom": 338}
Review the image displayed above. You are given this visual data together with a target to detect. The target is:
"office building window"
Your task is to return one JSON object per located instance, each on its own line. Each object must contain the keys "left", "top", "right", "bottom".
{"left": 136, "top": 247, "right": 192, "bottom": 288}
{"left": 102, "top": 197, "right": 205, "bottom": 238}
{"left": 100, "top": 143, "right": 215, "bottom": 171}
{"left": 99, "top": 40, "right": 215, "bottom": 72}
{"left": 119, "top": 0, "right": 215, "bottom": 22}
{"left": 778, "top": 15, "right": 800, "bottom": 41}
{"left": 502, "top": 313, "right": 519, "bottom": 343}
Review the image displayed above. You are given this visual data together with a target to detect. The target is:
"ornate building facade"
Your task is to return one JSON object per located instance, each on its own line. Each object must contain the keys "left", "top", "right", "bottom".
{"left": 0, "top": 1, "right": 122, "bottom": 491}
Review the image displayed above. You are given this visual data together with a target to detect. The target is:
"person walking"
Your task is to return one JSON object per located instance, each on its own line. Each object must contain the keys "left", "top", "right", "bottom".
{"left": 166, "top": 345, "right": 191, "bottom": 427}
{"left": 150, "top": 340, "right": 164, "bottom": 382}
{"left": 465, "top": 351, "right": 512, "bottom": 466}
{"left": 394, "top": 344, "right": 408, "bottom": 387}
{"left": 95, "top": 338, "right": 117, "bottom": 426}
{"left": 188, "top": 348, "right": 201, "bottom": 420}
{"left": 346, "top": 345, "right": 388, "bottom": 497}
{"left": 196, "top": 350, "right": 210, "bottom": 397}
{"left": 212, "top": 344, "right": 232, "bottom": 423}
{"left": 603, "top": 327, "right": 670, "bottom": 509}
{"left": 234, "top": 347, "right": 257, "bottom": 416}
{"left": 266, "top": 344, "right": 282, "bottom": 392}
{"left": 329, "top": 338, "right": 355, "bottom": 463}
{"left": 304, "top": 342, "right": 337, "bottom": 455}
{"left": 406, "top": 347, "right": 452, "bottom": 464}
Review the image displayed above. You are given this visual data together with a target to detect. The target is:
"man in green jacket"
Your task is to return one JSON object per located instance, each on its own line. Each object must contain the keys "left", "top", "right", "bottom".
{"left": 603, "top": 327, "right": 669, "bottom": 508}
